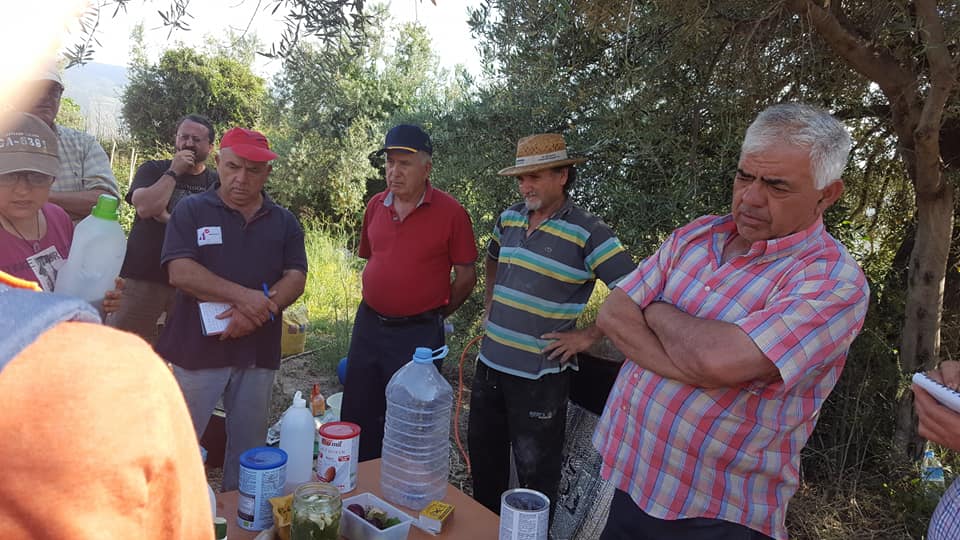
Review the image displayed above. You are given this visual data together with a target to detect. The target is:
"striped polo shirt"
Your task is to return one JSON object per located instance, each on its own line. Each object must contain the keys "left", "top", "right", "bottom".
{"left": 479, "top": 199, "right": 635, "bottom": 379}
{"left": 592, "top": 214, "right": 869, "bottom": 540}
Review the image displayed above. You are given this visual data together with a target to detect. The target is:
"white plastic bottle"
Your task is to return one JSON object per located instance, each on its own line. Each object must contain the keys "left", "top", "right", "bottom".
{"left": 54, "top": 194, "right": 127, "bottom": 304}
{"left": 380, "top": 346, "right": 452, "bottom": 510}
{"left": 279, "top": 391, "right": 316, "bottom": 494}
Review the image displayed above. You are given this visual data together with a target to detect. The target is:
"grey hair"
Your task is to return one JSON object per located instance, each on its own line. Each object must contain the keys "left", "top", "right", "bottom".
{"left": 418, "top": 151, "right": 433, "bottom": 166}
{"left": 741, "top": 103, "right": 851, "bottom": 189}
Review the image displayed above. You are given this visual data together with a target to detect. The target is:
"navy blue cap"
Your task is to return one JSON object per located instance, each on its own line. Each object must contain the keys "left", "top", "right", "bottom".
{"left": 376, "top": 124, "right": 433, "bottom": 156}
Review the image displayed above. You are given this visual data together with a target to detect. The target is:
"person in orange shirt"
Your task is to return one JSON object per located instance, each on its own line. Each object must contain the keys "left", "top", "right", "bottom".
{"left": 0, "top": 131, "right": 212, "bottom": 539}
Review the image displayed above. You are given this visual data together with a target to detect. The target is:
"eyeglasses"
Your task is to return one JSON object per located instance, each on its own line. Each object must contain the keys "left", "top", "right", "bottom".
{"left": 0, "top": 172, "right": 56, "bottom": 188}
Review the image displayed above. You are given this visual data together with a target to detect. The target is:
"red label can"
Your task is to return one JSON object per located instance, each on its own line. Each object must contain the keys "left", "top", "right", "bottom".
{"left": 316, "top": 421, "right": 361, "bottom": 493}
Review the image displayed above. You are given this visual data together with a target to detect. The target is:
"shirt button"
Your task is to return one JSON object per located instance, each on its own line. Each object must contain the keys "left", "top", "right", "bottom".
{"left": 705, "top": 285, "right": 712, "bottom": 291}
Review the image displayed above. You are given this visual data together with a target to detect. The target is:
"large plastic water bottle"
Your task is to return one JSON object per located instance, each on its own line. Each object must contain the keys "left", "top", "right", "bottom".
{"left": 279, "top": 391, "right": 316, "bottom": 494}
{"left": 380, "top": 346, "right": 452, "bottom": 510}
{"left": 54, "top": 194, "right": 126, "bottom": 303}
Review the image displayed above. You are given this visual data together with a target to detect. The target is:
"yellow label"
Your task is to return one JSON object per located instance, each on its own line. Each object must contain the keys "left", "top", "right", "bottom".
{"left": 420, "top": 500, "right": 454, "bottom": 521}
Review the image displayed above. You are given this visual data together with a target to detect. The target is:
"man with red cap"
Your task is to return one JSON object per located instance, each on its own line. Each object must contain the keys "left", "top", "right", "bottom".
{"left": 156, "top": 127, "right": 307, "bottom": 491}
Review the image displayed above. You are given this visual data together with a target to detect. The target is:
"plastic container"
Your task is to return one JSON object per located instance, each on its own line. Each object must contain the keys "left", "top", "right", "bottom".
{"left": 922, "top": 447, "right": 946, "bottom": 487}
{"left": 280, "top": 391, "right": 317, "bottom": 494}
{"left": 54, "top": 194, "right": 126, "bottom": 303}
{"left": 341, "top": 492, "right": 414, "bottom": 540}
{"left": 380, "top": 346, "right": 452, "bottom": 511}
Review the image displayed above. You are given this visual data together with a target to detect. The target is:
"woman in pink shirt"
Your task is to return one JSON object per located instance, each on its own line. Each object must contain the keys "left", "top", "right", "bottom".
{"left": 0, "top": 112, "right": 121, "bottom": 309}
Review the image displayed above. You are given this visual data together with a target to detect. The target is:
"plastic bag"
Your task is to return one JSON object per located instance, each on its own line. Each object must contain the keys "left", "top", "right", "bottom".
{"left": 281, "top": 304, "right": 309, "bottom": 357}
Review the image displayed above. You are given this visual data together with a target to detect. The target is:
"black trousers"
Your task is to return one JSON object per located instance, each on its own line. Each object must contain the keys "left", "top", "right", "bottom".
{"left": 468, "top": 360, "right": 571, "bottom": 516}
{"left": 600, "top": 489, "right": 774, "bottom": 540}
{"left": 340, "top": 301, "right": 444, "bottom": 462}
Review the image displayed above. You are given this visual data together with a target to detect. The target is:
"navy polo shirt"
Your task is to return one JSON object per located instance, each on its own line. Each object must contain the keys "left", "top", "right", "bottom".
{"left": 155, "top": 185, "right": 307, "bottom": 370}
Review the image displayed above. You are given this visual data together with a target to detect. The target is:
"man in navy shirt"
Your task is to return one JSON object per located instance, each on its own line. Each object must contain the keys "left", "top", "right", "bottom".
{"left": 156, "top": 127, "right": 307, "bottom": 491}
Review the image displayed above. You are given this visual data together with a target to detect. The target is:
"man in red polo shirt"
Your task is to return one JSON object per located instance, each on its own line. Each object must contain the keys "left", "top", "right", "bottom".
{"left": 341, "top": 124, "right": 478, "bottom": 461}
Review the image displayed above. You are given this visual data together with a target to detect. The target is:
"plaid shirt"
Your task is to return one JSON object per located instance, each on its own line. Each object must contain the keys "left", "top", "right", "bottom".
{"left": 929, "top": 477, "right": 960, "bottom": 540}
{"left": 593, "top": 214, "right": 868, "bottom": 540}
{"left": 52, "top": 125, "right": 119, "bottom": 197}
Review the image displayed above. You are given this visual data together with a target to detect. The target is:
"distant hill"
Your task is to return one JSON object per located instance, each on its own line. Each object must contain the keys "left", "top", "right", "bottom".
{"left": 62, "top": 62, "right": 128, "bottom": 139}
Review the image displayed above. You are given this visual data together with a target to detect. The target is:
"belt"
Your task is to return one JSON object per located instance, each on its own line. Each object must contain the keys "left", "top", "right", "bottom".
{"left": 365, "top": 302, "right": 443, "bottom": 327}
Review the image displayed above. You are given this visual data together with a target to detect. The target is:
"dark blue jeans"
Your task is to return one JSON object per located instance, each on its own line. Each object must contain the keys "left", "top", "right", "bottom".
{"left": 600, "top": 489, "right": 774, "bottom": 540}
{"left": 468, "top": 360, "right": 571, "bottom": 517}
{"left": 340, "top": 301, "right": 444, "bottom": 462}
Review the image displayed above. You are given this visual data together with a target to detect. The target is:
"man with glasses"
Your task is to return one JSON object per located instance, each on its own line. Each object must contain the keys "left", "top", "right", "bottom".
{"left": 20, "top": 66, "right": 118, "bottom": 220}
{"left": 108, "top": 115, "right": 218, "bottom": 344}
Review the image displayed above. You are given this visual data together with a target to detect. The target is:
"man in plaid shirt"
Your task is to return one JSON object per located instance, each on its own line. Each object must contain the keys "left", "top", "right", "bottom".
{"left": 593, "top": 103, "right": 869, "bottom": 540}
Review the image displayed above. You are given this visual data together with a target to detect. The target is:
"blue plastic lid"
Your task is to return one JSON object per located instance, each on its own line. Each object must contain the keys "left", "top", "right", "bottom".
{"left": 413, "top": 347, "right": 433, "bottom": 363}
{"left": 239, "top": 446, "right": 288, "bottom": 470}
{"left": 412, "top": 346, "right": 449, "bottom": 364}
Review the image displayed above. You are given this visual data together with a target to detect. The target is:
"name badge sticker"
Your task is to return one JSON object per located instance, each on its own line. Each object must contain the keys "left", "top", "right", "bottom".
{"left": 197, "top": 226, "right": 223, "bottom": 246}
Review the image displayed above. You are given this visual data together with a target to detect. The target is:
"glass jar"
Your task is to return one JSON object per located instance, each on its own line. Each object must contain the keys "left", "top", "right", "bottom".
{"left": 291, "top": 482, "right": 342, "bottom": 540}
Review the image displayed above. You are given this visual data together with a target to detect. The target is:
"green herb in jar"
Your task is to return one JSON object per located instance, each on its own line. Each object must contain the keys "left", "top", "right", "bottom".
{"left": 291, "top": 482, "right": 342, "bottom": 540}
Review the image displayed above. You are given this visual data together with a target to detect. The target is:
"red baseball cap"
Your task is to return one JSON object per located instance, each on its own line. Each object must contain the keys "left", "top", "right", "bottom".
{"left": 220, "top": 127, "right": 278, "bottom": 162}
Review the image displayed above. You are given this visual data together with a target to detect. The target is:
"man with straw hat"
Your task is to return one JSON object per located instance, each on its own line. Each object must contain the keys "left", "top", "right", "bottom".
{"left": 468, "top": 133, "right": 635, "bottom": 517}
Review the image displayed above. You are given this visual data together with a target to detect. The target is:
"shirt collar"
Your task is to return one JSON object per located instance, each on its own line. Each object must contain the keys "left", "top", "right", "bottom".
{"left": 714, "top": 215, "right": 826, "bottom": 260}
{"left": 516, "top": 195, "right": 574, "bottom": 221}
{"left": 383, "top": 180, "right": 433, "bottom": 208}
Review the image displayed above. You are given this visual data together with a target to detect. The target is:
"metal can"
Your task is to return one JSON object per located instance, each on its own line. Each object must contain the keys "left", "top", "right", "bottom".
{"left": 291, "top": 481, "right": 342, "bottom": 540}
{"left": 237, "top": 446, "right": 287, "bottom": 531}
{"left": 499, "top": 488, "right": 550, "bottom": 540}
{"left": 317, "top": 421, "right": 361, "bottom": 493}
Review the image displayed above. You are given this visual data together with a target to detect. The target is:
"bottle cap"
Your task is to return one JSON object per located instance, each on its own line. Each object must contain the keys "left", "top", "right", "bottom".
{"left": 213, "top": 516, "right": 228, "bottom": 539}
{"left": 90, "top": 194, "right": 120, "bottom": 221}
{"left": 292, "top": 390, "right": 306, "bottom": 408}
{"left": 413, "top": 347, "right": 433, "bottom": 363}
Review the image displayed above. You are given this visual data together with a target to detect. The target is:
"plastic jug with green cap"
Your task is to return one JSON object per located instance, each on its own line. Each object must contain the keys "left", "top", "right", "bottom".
{"left": 54, "top": 194, "right": 127, "bottom": 305}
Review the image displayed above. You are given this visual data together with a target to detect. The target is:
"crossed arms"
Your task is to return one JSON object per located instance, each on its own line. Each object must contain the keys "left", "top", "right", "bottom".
{"left": 596, "top": 288, "right": 779, "bottom": 388}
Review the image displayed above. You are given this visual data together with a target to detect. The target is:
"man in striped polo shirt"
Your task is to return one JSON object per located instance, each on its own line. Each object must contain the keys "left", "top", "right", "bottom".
{"left": 468, "top": 133, "right": 635, "bottom": 516}
{"left": 593, "top": 103, "right": 869, "bottom": 540}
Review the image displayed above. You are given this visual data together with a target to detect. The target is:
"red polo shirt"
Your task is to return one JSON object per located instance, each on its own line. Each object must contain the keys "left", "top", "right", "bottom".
{"left": 359, "top": 181, "right": 478, "bottom": 317}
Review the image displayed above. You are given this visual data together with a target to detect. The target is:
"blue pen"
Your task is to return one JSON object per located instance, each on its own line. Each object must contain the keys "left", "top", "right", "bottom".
{"left": 262, "top": 282, "right": 275, "bottom": 321}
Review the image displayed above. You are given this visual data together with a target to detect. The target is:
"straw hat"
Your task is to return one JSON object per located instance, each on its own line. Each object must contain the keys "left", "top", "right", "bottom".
{"left": 497, "top": 133, "right": 586, "bottom": 176}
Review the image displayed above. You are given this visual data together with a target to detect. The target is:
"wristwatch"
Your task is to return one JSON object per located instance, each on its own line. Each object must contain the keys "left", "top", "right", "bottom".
{"left": 163, "top": 169, "right": 177, "bottom": 178}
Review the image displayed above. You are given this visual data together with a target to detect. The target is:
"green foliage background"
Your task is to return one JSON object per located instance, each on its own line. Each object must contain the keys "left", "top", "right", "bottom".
{"left": 99, "top": 1, "right": 959, "bottom": 537}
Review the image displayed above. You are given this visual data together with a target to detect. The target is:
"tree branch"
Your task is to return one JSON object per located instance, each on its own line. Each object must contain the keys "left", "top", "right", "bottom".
{"left": 784, "top": 0, "right": 917, "bottom": 109}
{"left": 913, "top": 0, "right": 959, "bottom": 194}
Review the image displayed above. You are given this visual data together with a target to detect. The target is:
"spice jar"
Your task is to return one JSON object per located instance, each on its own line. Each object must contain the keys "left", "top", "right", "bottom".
{"left": 291, "top": 482, "right": 342, "bottom": 540}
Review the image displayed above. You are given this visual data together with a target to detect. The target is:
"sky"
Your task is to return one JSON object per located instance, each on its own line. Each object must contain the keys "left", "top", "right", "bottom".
{"left": 85, "top": 0, "right": 485, "bottom": 77}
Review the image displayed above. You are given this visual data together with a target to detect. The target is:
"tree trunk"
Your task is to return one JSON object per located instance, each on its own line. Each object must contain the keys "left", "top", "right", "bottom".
{"left": 894, "top": 182, "right": 955, "bottom": 457}
{"left": 787, "top": 0, "right": 957, "bottom": 458}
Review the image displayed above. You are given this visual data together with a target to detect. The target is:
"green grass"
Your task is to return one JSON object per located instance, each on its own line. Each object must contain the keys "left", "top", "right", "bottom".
{"left": 295, "top": 223, "right": 363, "bottom": 371}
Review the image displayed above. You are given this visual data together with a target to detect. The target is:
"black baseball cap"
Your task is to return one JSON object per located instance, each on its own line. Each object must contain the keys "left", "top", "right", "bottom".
{"left": 376, "top": 124, "right": 433, "bottom": 156}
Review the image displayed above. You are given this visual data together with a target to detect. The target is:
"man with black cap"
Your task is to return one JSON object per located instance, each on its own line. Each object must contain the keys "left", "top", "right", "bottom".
{"left": 156, "top": 127, "right": 307, "bottom": 491}
{"left": 341, "top": 124, "right": 478, "bottom": 462}
{"left": 20, "top": 65, "right": 119, "bottom": 220}
{"left": 468, "top": 133, "right": 635, "bottom": 516}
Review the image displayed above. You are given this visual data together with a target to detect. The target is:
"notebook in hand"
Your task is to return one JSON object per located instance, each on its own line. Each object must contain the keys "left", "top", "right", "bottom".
{"left": 913, "top": 372, "right": 960, "bottom": 413}
{"left": 198, "top": 302, "right": 232, "bottom": 336}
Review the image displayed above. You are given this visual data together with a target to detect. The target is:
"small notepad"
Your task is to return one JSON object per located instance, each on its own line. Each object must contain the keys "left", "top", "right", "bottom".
{"left": 913, "top": 372, "right": 960, "bottom": 413}
{"left": 198, "top": 302, "right": 232, "bottom": 336}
